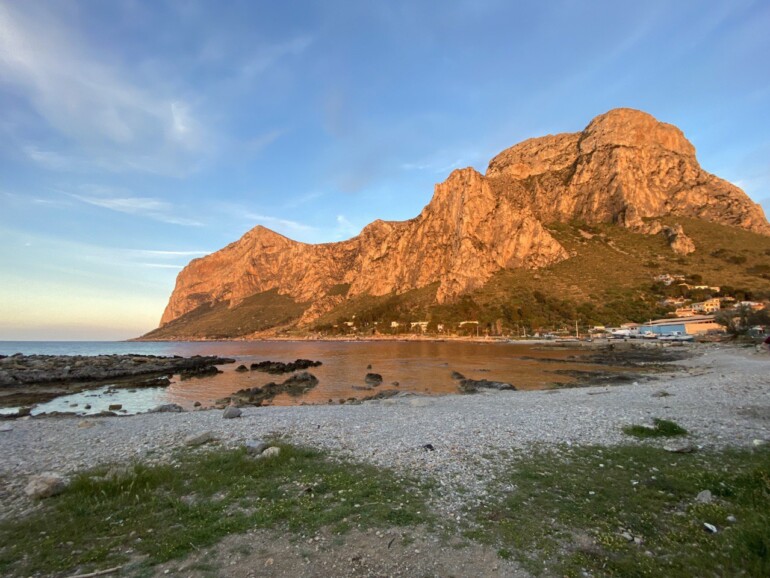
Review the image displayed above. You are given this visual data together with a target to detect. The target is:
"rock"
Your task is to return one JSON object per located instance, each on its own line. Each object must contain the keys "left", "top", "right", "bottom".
{"left": 25, "top": 473, "right": 67, "bottom": 499}
{"left": 620, "top": 532, "right": 633, "bottom": 542}
{"left": 703, "top": 523, "right": 718, "bottom": 533}
{"left": 652, "top": 390, "right": 672, "bottom": 398}
{"left": 663, "top": 224, "right": 696, "bottom": 255}
{"left": 245, "top": 440, "right": 269, "bottom": 455}
{"left": 108, "top": 404, "right": 122, "bottom": 411}
{"left": 0, "top": 424, "right": 12, "bottom": 432}
{"left": 364, "top": 373, "right": 383, "bottom": 386}
{"left": 258, "top": 446, "right": 281, "bottom": 459}
{"left": 222, "top": 406, "right": 242, "bottom": 419}
{"left": 249, "top": 359, "right": 322, "bottom": 374}
{"left": 185, "top": 431, "right": 215, "bottom": 446}
{"left": 451, "top": 371, "right": 466, "bottom": 380}
{"left": 235, "top": 364, "right": 249, "bottom": 372}
{"left": 77, "top": 420, "right": 97, "bottom": 429}
{"left": 458, "top": 378, "right": 516, "bottom": 393}
{"left": 726, "top": 515, "right": 737, "bottom": 524}
{"left": 84, "top": 404, "right": 92, "bottom": 410}
{"left": 423, "top": 443, "right": 435, "bottom": 451}
{"left": 696, "top": 490, "right": 713, "bottom": 504}
{"left": 157, "top": 108, "right": 770, "bottom": 335}
{"left": 151, "top": 403, "right": 184, "bottom": 413}
{"left": 193, "top": 401, "right": 202, "bottom": 407}
{"left": 752, "top": 439, "right": 767, "bottom": 447}
{"left": 664, "top": 443, "right": 697, "bottom": 453}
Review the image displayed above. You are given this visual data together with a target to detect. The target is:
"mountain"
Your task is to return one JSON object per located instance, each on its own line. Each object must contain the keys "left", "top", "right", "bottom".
{"left": 145, "top": 108, "right": 770, "bottom": 340}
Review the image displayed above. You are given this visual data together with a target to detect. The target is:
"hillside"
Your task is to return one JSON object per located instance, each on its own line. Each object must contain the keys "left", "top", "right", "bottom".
{"left": 143, "top": 108, "right": 770, "bottom": 340}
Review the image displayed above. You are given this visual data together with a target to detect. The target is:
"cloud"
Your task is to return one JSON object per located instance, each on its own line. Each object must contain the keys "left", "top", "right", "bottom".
{"left": 67, "top": 189, "right": 203, "bottom": 227}
{"left": 136, "top": 263, "right": 184, "bottom": 270}
{"left": 0, "top": 3, "right": 205, "bottom": 175}
{"left": 239, "top": 35, "right": 314, "bottom": 79}
{"left": 243, "top": 211, "right": 315, "bottom": 233}
{"left": 130, "top": 249, "right": 211, "bottom": 258}
{"left": 335, "top": 214, "right": 360, "bottom": 239}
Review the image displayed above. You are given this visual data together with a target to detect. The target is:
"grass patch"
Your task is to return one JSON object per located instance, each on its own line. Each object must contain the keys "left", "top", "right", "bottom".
{"left": 0, "top": 444, "right": 430, "bottom": 576}
{"left": 472, "top": 445, "right": 770, "bottom": 577}
{"left": 623, "top": 418, "right": 689, "bottom": 438}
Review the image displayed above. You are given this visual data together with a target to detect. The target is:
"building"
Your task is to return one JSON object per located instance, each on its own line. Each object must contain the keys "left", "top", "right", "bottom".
{"left": 691, "top": 298, "right": 721, "bottom": 314}
{"left": 639, "top": 315, "right": 724, "bottom": 336}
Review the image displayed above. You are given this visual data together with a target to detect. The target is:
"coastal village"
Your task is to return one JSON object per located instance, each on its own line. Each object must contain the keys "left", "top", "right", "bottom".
{"left": 328, "top": 271, "right": 769, "bottom": 342}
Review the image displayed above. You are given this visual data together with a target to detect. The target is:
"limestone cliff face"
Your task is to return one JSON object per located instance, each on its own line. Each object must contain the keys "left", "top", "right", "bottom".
{"left": 486, "top": 108, "right": 770, "bottom": 234}
{"left": 159, "top": 108, "right": 769, "bottom": 327}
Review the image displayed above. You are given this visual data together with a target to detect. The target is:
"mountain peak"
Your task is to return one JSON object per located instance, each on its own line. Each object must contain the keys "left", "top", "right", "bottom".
{"left": 154, "top": 109, "right": 770, "bottom": 333}
{"left": 581, "top": 107, "right": 695, "bottom": 157}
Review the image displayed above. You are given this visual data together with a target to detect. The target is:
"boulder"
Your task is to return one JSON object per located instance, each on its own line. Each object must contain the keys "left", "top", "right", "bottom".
{"left": 364, "top": 373, "right": 383, "bottom": 386}
{"left": 185, "top": 431, "right": 215, "bottom": 446}
{"left": 258, "top": 446, "right": 281, "bottom": 459}
{"left": 222, "top": 406, "right": 242, "bottom": 419}
{"left": 151, "top": 403, "right": 184, "bottom": 413}
{"left": 245, "top": 439, "right": 269, "bottom": 455}
{"left": 458, "top": 378, "right": 516, "bottom": 393}
{"left": 25, "top": 473, "right": 67, "bottom": 499}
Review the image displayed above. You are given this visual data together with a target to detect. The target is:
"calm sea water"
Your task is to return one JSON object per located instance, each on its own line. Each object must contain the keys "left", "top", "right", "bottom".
{"left": 0, "top": 340, "right": 605, "bottom": 415}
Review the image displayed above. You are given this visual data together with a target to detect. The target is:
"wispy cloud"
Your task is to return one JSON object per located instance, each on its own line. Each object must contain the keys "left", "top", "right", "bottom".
{"left": 130, "top": 249, "right": 211, "bottom": 258}
{"left": 335, "top": 214, "right": 360, "bottom": 239}
{"left": 136, "top": 263, "right": 184, "bottom": 270}
{"left": 0, "top": 3, "right": 206, "bottom": 175}
{"left": 243, "top": 211, "right": 315, "bottom": 233}
{"left": 67, "top": 189, "right": 203, "bottom": 227}
{"left": 239, "top": 36, "right": 314, "bottom": 79}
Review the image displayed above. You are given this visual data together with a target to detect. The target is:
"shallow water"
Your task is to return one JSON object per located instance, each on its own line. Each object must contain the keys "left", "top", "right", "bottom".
{"left": 0, "top": 340, "right": 615, "bottom": 415}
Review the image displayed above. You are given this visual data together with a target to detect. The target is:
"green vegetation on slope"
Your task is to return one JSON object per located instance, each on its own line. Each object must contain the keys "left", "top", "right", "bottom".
{"left": 0, "top": 444, "right": 429, "bottom": 577}
{"left": 470, "top": 445, "right": 770, "bottom": 577}
{"left": 146, "top": 219, "right": 770, "bottom": 339}
{"left": 315, "top": 219, "right": 770, "bottom": 335}
{"left": 143, "top": 288, "right": 307, "bottom": 340}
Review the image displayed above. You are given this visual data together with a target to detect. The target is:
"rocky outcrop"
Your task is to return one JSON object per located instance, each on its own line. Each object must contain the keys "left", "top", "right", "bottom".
{"left": 486, "top": 108, "right": 769, "bottom": 234}
{"left": 158, "top": 108, "right": 770, "bottom": 329}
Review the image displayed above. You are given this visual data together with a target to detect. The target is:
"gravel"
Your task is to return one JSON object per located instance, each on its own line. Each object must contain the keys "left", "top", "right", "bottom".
{"left": 1, "top": 344, "right": 768, "bottom": 520}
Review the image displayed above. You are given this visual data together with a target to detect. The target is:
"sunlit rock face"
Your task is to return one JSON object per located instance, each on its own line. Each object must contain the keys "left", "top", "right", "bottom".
{"left": 160, "top": 108, "right": 769, "bottom": 327}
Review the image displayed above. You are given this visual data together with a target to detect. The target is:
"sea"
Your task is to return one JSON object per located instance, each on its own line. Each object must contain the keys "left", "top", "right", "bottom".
{"left": 0, "top": 340, "right": 603, "bottom": 416}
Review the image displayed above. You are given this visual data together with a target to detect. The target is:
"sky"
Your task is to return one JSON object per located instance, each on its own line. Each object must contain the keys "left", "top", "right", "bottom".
{"left": 1, "top": 0, "right": 769, "bottom": 340}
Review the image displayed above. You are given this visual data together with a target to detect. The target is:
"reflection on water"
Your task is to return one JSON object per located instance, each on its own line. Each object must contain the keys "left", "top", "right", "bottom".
{"left": 12, "top": 340, "right": 615, "bottom": 416}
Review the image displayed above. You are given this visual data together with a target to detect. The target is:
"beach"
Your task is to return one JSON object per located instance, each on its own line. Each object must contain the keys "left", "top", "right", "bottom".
{"left": 2, "top": 343, "right": 767, "bottom": 514}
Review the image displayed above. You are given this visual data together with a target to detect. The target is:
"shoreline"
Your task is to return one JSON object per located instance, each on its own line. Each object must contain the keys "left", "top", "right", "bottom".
{"left": 1, "top": 343, "right": 767, "bottom": 520}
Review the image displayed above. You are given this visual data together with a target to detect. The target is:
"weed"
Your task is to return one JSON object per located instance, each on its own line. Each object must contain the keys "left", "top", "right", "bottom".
{"left": 623, "top": 418, "right": 688, "bottom": 438}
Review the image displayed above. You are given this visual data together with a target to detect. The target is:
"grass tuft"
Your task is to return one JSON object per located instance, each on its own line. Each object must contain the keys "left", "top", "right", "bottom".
{"left": 623, "top": 418, "right": 688, "bottom": 438}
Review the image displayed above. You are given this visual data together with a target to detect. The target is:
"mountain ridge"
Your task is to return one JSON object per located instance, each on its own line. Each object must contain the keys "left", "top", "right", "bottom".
{"left": 152, "top": 108, "right": 769, "bottom": 337}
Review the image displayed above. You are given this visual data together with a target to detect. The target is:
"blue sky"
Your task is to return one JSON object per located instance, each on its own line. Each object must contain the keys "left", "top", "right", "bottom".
{"left": 1, "top": 0, "right": 769, "bottom": 340}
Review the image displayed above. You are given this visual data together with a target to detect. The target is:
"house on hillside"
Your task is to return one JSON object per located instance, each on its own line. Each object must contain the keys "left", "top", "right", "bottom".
{"left": 692, "top": 298, "right": 721, "bottom": 314}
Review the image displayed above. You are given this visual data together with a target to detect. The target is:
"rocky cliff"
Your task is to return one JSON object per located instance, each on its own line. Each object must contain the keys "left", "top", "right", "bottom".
{"left": 157, "top": 108, "right": 769, "bottom": 330}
